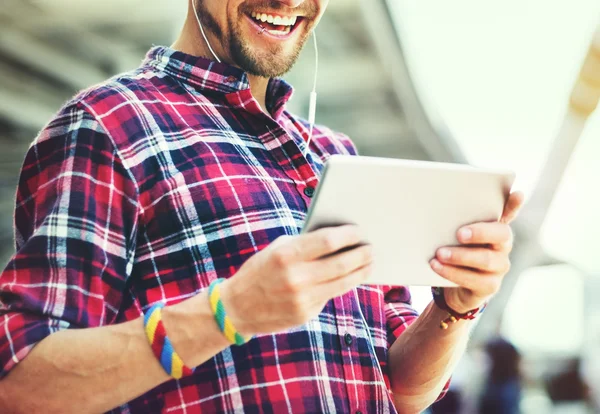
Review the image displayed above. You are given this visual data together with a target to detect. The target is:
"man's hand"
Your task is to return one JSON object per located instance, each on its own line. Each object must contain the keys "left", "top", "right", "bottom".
{"left": 220, "top": 225, "right": 373, "bottom": 337}
{"left": 429, "top": 191, "right": 525, "bottom": 313}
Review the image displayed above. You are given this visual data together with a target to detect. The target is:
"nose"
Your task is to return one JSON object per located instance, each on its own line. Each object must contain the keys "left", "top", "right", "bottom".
{"left": 273, "top": 0, "right": 305, "bottom": 8}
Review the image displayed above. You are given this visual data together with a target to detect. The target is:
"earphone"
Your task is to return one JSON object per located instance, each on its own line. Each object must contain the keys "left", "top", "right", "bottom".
{"left": 304, "top": 32, "right": 318, "bottom": 157}
{"left": 191, "top": 4, "right": 387, "bottom": 406}
{"left": 353, "top": 288, "right": 390, "bottom": 407}
{"left": 191, "top": 0, "right": 318, "bottom": 155}
{"left": 192, "top": 0, "right": 222, "bottom": 63}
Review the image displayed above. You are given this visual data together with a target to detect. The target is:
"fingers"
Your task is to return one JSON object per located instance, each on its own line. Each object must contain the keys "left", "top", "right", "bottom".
{"left": 430, "top": 259, "right": 500, "bottom": 296}
{"left": 435, "top": 247, "right": 510, "bottom": 274}
{"left": 279, "top": 225, "right": 363, "bottom": 263}
{"left": 500, "top": 191, "right": 525, "bottom": 224}
{"left": 311, "top": 244, "right": 373, "bottom": 283}
{"left": 457, "top": 222, "right": 513, "bottom": 250}
{"left": 323, "top": 263, "right": 373, "bottom": 299}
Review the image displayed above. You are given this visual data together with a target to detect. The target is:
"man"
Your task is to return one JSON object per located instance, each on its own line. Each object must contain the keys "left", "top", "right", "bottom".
{"left": 0, "top": 0, "right": 523, "bottom": 412}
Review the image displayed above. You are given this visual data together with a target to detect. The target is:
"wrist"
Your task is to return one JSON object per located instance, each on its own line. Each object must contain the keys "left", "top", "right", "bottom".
{"left": 431, "top": 287, "right": 487, "bottom": 330}
{"left": 161, "top": 292, "right": 230, "bottom": 367}
{"left": 445, "top": 288, "right": 487, "bottom": 314}
{"left": 218, "top": 278, "right": 256, "bottom": 338}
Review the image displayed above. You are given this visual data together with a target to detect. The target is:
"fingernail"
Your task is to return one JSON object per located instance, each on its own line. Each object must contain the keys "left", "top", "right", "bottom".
{"left": 459, "top": 228, "right": 472, "bottom": 241}
{"left": 438, "top": 248, "right": 451, "bottom": 260}
{"left": 430, "top": 259, "right": 443, "bottom": 271}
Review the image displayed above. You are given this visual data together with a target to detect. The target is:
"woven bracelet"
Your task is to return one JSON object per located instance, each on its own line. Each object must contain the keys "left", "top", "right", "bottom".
{"left": 431, "top": 287, "right": 487, "bottom": 330}
{"left": 208, "top": 278, "right": 251, "bottom": 346}
{"left": 144, "top": 303, "right": 194, "bottom": 379}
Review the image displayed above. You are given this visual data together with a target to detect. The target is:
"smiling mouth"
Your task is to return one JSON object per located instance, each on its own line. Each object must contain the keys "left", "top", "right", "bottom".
{"left": 247, "top": 11, "right": 304, "bottom": 36}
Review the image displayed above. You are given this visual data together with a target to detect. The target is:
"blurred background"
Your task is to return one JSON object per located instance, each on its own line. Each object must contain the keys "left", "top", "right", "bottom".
{"left": 1, "top": 0, "right": 599, "bottom": 412}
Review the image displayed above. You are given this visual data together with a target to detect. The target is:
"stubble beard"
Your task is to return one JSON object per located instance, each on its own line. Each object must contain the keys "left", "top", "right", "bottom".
{"left": 195, "top": 1, "right": 311, "bottom": 78}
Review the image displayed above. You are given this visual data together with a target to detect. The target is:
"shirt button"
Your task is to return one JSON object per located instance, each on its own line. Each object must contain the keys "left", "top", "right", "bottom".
{"left": 344, "top": 333, "right": 353, "bottom": 346}
{"left": 304, "top": 186, "right": 315, "bottom": 198}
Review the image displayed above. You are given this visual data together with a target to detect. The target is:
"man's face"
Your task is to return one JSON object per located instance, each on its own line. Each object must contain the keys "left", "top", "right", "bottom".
{"left": 195, "top": 0, "right": 328, "bottom": 77}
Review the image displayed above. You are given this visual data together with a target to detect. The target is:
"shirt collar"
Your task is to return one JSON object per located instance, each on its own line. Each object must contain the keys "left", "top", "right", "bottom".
{"left": 143, "top": 46, "right": 294, "bottom": 117}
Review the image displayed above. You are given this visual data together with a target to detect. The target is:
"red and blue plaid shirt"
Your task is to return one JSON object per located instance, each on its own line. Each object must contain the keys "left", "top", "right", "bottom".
{"left": 0, "top": 46, "right": 444, "bottom": 413}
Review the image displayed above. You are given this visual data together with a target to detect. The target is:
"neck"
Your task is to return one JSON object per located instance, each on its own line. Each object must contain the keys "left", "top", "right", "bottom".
{"left": 171, "top": 6, "right": 271, "bottom": 114}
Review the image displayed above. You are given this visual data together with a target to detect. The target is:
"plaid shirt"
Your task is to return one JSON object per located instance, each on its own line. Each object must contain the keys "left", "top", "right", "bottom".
{"left": 0, "top": 46, "right": 445, "bottom": 413}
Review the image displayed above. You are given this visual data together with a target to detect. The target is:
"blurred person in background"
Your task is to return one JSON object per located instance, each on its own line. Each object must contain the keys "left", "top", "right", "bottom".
{"left": 546, "top": 358, "right": 594, "bottom": 414}
{"left": 0, "top": 0, "right": 523, "bottom": 412}
{"left": 478, "top": 336, "right": 522, "bottom": 414}
{"left": 582, "top": 323, "right": 600, "bottom": 412}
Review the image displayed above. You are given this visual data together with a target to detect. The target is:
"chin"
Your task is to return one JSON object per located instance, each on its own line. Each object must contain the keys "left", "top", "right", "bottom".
{"left": 227, "top": 8, "right": 313, "bottom": 77}
{"left": 231, "top": 41, "right": 302, "bottom": 77}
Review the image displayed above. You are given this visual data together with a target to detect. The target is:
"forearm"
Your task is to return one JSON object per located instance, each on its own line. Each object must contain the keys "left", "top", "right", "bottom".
{"left": 0, "top": 292, "right": 229, "bottom": 414}
{"left": 388, "top": 301, "right": 471, "bottom": 413}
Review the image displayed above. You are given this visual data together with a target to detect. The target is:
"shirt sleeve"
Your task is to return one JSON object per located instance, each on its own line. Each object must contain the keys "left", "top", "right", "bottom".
{"left": 0, "top": 101, "right": 140, "bottom": 378}
{"left": 384, "top": 286, "right": 450, "bottom": 402}
{"left": 383, "top": 286, "right": 420, "bottom": 347}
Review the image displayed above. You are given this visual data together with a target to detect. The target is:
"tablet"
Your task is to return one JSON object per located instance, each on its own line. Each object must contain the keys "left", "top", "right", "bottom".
{"left": 302, "top": 155, "right": 515, "bottom": 287}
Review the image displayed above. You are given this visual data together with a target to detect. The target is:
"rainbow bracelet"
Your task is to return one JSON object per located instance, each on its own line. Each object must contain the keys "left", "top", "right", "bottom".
{"left": 144, "top": 303, "right": 194, "bottom": 379}
{"left": 208, "top": 278, "right": 251, "bottom": 346}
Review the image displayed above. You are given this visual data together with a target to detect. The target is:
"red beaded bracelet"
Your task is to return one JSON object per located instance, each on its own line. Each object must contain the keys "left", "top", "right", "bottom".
{"left": 431, "top": 287, "right": 487, "bottom": 330}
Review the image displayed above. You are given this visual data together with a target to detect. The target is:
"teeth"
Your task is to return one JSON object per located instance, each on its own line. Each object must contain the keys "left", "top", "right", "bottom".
{"left": 266, "top": 27, "right": 292, "bottom": 35}
{"left": 251, "top": 12, "right": 297, "bottom": 27}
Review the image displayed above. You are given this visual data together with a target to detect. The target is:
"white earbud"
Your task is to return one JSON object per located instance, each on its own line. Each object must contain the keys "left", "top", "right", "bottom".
{"left": 304, "top": 31, "right": 319, "bottom": 157}
{"left": 192, "top": 0, "right": 222, "bottom": 63}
